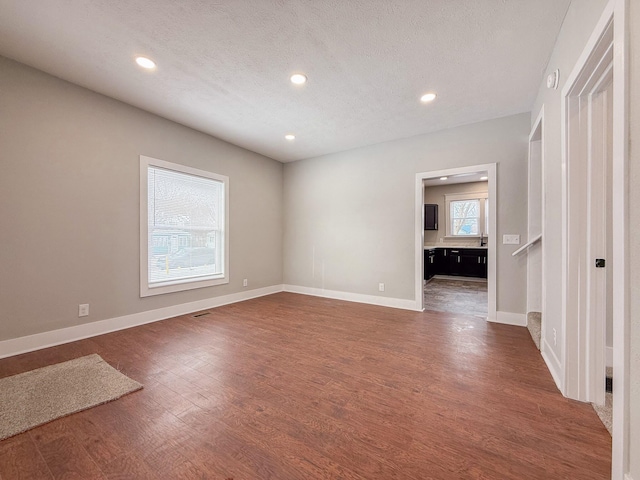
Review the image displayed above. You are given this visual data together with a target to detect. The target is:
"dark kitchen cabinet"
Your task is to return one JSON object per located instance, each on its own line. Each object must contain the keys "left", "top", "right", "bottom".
{"left": 426, "top": 247, "right": 487, "bottom": 279}
{"left": 448, "top": 248, "right": 487, "bottom": 278}
{"left": 424, "top": 204, "right": 438, "bottom": 230}
{"left": 424, "top": 249, "right": 436, "bottom": 280}
{"left": 434, "top": 248, "right": 449, "bottom": 275}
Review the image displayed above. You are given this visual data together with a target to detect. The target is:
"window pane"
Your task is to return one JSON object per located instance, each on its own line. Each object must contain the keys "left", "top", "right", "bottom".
{"left": 147, "top": 166, "right": 224, "bottom": 286}
{"left": 450, "top": 199, "right": 480, "bottom": 236}
{"left": 453, "top": 218, "right": 478, "bottom": 236}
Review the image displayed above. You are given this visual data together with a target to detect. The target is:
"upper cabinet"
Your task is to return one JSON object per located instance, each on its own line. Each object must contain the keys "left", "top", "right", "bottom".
{"left": 424, "top": 204, "right": 438, "bottom": 230}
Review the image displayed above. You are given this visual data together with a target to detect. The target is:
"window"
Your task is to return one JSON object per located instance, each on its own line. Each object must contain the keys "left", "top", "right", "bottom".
{"left": 140, "top": 156, "right": 229, "bottom": 297}
{"left": 450, "top": 199, "right": 480, "bottom": 235}
{"left": 445, "top": 192, "right": 488, "bottom": 237}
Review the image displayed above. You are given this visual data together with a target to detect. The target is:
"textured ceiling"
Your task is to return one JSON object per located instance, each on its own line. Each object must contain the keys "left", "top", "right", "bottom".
{"left": 0, "top": 0, "right": 570, "bottom": 163}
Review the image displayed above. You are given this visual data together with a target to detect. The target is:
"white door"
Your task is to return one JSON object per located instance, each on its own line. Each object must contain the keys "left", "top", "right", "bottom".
{"left": 563, "top": 20, "right": 613, "bottom": 404}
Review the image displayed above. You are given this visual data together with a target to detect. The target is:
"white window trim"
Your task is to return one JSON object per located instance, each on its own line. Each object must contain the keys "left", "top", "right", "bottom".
{"left": 140, "top": 155, "right": 229, "bottom": 297}
{"left": 445, "top": 191, "right": 488, "bottom": 238}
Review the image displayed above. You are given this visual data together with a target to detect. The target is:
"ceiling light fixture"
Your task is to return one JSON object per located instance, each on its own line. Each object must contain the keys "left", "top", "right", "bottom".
{"left": 480, "top": 176, "right": 488, "bottom": 181}
{"left": 285, "top": 134, "right": 296, "bottom": 141}
{"left": 290, "top": 73, "right": 307, "bottom": 85}
{"left": 135, "top": 56, "right": 156, "bottom": 69}
{"left": 420, "top": 93, "right": 437, "bottom": 103}
{"left": 440, "top": 176, "right": 448, "bottom": 181}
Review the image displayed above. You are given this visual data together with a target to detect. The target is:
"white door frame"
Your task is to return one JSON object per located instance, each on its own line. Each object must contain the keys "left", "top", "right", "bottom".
{"left": 563, "top": 18, "right": 612, "bottom": 405}
{"left": 561, "top": 0, "right": 628, "bottom": 477}
{"left": 414, "top": 163, "right": 497, "bottom": 322}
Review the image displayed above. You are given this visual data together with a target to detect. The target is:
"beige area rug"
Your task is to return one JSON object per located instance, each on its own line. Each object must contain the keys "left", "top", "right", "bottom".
{"left": 0, "top": 354, "right": 142, "bottom": 441}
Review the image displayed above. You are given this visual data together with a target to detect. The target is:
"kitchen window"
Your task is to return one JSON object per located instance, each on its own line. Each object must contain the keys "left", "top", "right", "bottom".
{"left": 445, "top": 192, "right": 488, "bottom": 237}
{"left": 140, "top": 155, "right": 229, "bottom": 297}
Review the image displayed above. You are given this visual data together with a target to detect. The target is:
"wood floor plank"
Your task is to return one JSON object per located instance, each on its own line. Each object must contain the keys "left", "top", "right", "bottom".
{"left": 0, "top": 292, "right": 611, "bottom": 479}
{"left": 0, "top": 434, "right": 53, "bottom": 480}
{"left": 29, "top": 423, "right": 106, "bottom": 480}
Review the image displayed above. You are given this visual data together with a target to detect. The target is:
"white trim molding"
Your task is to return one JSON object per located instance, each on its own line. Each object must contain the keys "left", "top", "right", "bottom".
{"left": 139, "top": 155, "right": 230, "bottom": 297}
{"left": 491, "top": 311, "right": 527, "bottom": 327}
{"left": 541, "top": 339, "right": 563, "bottom": 392}
{"left": 444, "top": 191, "right": 489, "bottom": 238}
{"left": 415, "top": 163, "right": 497, "bottom": 322}
{"left": 607, "top": 346, "right": 614, "bottom": 368}
{"left": 0, "top": 285, "right": 283, "bottom": 359}
{"left": 283, "top": 284, "right": 421, "bottom": 312}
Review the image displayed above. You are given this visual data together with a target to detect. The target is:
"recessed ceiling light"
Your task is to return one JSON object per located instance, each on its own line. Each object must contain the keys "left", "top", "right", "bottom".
{"left": 135, "top": 56, "right": 156, "bottom": 69}
{"left": 420, "top": 93, "right": 437, "bottom": 103}
{"left": 285, "top": 134, "right": 296, "bottom": 141}
{"left": 480, "top": 176, "right": 488, "bottom": 180}
{"left": 440, "top": 176, "right": 448, "bottom": 181}
{"left": 290, "top": 73, "right": 307, "bottom": 85}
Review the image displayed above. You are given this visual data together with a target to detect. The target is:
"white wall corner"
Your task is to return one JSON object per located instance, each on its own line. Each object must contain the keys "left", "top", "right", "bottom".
{"left": 0, "top": 285, "right": 284, "bottom": 360}
{"left": 491, "top": 311, "right": 527, "bottom": 327}
{"left": 624, "top": 474, "right": 634, "bottom": 480}
{"left": 606, "top": 346, "right": 614, "bottom": 368}
{"left": 283, "top": 284, "right": 421, "bottom": 312}
{"left": 541, "top": 338, "right": 563, "bottom": 393}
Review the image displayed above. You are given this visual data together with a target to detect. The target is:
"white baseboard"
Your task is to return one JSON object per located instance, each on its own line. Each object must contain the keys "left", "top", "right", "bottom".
{"left": 489, "top": 311, "right": 527, "bottom": 327}
{"left": 541, "top": 338, "right": 563, "bottom": 392}
{"left": 606, "top": 346, "right": 613, "bottom": 368}
{"left": 283, "top": 284, "right": 421, "bottom": 312}
{"left": 625, "top": 474, "right": 634, "bottom": 480}
{"left": 0, "top": 285, "right": 284, "bottom": 359}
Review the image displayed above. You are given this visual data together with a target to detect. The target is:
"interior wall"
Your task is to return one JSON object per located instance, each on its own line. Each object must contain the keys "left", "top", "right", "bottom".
{"left": 422, "top": 181, "right": 488, "bottom": 246}
{"left": 529, "top": 0, "right": 610, "bottom": 374}
{"left": 628, "top": 0, "right": 640, "bottom": 475}
{"left": 283, "top": 113, "right": 529, "bottom": 315}
{"left": 0, "top": 56, "right": 284, "bottom": 342}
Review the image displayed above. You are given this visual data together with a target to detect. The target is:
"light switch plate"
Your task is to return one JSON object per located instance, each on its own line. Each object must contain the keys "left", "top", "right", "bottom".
{"left": 503, "top": 234, "right": 520, "bottom": 245}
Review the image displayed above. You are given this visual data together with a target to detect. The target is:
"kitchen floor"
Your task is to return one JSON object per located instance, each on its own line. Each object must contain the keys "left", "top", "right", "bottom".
{"left": 423, "top": 277, "right": 488, "bottom": 317}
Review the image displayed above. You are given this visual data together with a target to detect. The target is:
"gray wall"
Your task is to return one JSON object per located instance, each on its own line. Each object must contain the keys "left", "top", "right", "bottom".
{"left": 283, "top": 114, "right": 529, "bottom": 315}
{"left": 423, "top": 181, "right": 488, "bottom": 246}
{"left": 529, "top": 0, "right": 609, "bottom": 374}
{"left": 629, "top": 0, "right": 640, "bottom": 476}
{"left": 0, "top": 56, "right": 284, "bottom": 341}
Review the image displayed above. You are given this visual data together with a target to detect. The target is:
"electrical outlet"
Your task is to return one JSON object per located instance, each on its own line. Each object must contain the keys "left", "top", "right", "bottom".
{"left": 503, "top": 234, "right": 521, "bottom": 245}
{"left": 243, "top": 278, "right": 248, "bottom": 287}
{"left": 553, "top": 328, "right": 557, "bottom": 346}
{"left": 79, "top": 304, "right": 89, "bottom": 317}
{"left": 378, "top": 283, "right": 385, "bottom": 292}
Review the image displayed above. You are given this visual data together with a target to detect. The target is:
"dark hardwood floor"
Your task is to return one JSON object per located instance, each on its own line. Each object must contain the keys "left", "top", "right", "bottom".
{"left": 0, "top": 292, "right": 611, "bottom": 479}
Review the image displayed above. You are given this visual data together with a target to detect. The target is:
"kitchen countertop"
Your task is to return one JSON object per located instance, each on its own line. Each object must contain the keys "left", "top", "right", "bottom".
{"left": 424, "top": 245, "right": 488, "bottom": 249}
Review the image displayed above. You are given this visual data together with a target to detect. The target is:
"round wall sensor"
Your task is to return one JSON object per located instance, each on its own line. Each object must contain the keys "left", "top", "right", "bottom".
{"left": 546, "top": 69, "right": 559, "bottom": 90}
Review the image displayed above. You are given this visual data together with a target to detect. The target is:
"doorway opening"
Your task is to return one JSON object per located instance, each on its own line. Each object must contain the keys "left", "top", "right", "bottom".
{"left": 415, "top": 164, "right": 497, "bottom": 321}
{"left": 527, "top": 110, "right": 544, "bottom": 350}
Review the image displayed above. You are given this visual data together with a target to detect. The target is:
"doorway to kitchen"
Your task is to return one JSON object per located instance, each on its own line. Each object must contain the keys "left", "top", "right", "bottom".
{"left": 414, "top": 164, "right": 497, "bottom": 320}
